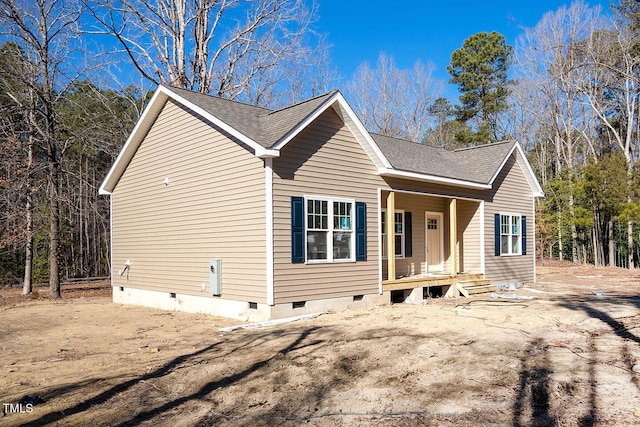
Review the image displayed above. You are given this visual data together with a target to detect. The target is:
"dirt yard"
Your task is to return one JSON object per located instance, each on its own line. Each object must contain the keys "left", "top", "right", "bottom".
{"left": 1, "top": 261, "right": 640, "bottom": 426}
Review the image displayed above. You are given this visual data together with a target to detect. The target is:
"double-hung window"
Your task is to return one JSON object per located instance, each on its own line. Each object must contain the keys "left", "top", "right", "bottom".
{"left": 500, "top": 214, "right": 522, "bottom": 255}
{"left": 381, "top": 210, "right": 404, "bottom": 258}
{"left": 306, "top": 197, "right": 354, "bottom": 262}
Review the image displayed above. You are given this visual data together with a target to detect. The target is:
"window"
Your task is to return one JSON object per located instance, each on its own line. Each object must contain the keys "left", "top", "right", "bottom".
{"left": 381, "top": 210, "right": 404, "bottom": 258}
{"left": 306, "top": 197, "right": 354, "bottom": 262}
{"left": 499, "top": 214, "right": 522, "bottom": 255}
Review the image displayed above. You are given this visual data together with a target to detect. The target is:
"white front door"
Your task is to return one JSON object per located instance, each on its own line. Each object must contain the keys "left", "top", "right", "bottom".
{"left": 425, "top": 212, "right": 444, "bottom": 272}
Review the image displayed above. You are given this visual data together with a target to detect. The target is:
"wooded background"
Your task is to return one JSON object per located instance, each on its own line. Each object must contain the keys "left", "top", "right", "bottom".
{"left": 1, "top": 0, "right": 639, "bottom": 296}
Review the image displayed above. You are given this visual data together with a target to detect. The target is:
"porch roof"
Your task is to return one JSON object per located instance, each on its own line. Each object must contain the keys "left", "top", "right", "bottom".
{"left": 372, "top": 134, "right": 516, "bottom": 186}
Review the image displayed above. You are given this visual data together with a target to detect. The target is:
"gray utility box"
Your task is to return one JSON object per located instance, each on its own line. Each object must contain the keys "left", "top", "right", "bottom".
{"left": 209, "top": 259, "right": 221, "bottom": 295}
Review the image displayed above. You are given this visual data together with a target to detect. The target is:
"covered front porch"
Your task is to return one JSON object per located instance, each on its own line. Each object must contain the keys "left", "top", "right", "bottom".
{"left": 380, "top": 189, "right": 491, "bottom": 297}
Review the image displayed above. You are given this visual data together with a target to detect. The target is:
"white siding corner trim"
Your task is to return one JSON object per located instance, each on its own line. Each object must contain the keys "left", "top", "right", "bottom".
{"left": 377, "top": 189, "right": 383, "bottom": 293}
{"left": 532, "top": 197, "right": 537, "bottom": 283}
{"left": 265, "top": 158, "right": 275, "bottom": 305}
{"left": 480, "top": 200, "right": 485, "bottom": 275}
{"left": 109, "top": 196, "right": 114, "bottom": 288}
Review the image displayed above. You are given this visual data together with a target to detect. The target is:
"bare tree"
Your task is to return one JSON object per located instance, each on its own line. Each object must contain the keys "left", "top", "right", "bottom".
{"left": 0, "top": 0, "right": 83, "bottom": 297}
{"left": 569, "top": 20, "right": 640, "bottom": 268}
{"left": 244, "top": 35, "right": 338, "bottom": 107}
{"left": 0, "top": 42, "right": 37, "bottom": 293}
{"left": 345, "top": 53, "right": 442, "bottom": 142}
{"left": 515, "top": 0, "right": 607, "bottom": 263}
{"left": 84, "top": 0, "right": 331, "bottom": 106}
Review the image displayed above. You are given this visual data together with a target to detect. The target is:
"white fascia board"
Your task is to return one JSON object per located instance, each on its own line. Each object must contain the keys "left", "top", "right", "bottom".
{"left": 99, "top": 87, "right": 168, "bottom": 195}
{"left": 486, "top": 142, "right": 517, "bottom": 190}
{"left": 271, "top": 92, "right": 392, "bottom": 169}
{"left": 516, "top": 143, "right": 545, "bottom": 197}
{"left": 488, "top": 142, "right": 544, "bottom": 198}
{"left": 332, "top": 93, "right": 393, "bottom": 169}
{"left": 98, "top": 86, "right": 280, "bottom": 195}
{"left": 271, "top": 92, "right": 341, "bottom": 150}
{"left": 161, "top": 86, "right": 269, "bottom": 156}
{"left": 379, "top": 168, "right": 491, "bottom": 190}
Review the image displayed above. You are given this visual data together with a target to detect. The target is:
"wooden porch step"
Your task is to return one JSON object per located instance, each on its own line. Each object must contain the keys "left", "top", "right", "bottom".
{"left": 460, "top": 279, "right": 494, "bottom": 295}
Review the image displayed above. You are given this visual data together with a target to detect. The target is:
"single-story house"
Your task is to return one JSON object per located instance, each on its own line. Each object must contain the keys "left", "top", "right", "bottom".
{"left": 99, "top": 85, "right": 543, "bottom": 321}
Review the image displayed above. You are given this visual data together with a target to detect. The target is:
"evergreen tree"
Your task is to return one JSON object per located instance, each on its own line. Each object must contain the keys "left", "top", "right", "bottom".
{"left": 447, "top": 31, "right": 512, "bottom": 144}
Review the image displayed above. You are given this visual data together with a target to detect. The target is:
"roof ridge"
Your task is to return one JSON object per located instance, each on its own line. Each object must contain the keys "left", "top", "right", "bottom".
{"left": 453, "top": 140, "right": 515, "bottom": 152}
{"left": 370, "top": 132, "right": 449, "bottom": 153}
{"left": 161, "top": 84, "right": 273, "bottom": 112}
{"left": 370, "top": 132, "right": 414, "bottom": 144}
{"left": 264, "top": 90, "right": 338, "bottom": 116}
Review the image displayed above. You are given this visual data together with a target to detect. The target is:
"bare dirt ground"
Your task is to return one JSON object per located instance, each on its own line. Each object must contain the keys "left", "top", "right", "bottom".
{"left": 1, "top": 261, "right": 640, "bottom": 426}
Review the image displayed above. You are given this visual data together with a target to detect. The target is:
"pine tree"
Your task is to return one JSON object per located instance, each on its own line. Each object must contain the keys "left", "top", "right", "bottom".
{"left": 447, "top": 31, "right": 512, "bottom": 144}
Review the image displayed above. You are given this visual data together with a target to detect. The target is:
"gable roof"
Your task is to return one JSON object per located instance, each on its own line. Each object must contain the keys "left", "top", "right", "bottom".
{"left": 373, "top": 134, "right": 510, "bottom": 185}
{"left": 163, "top": 85, "right": 338, "bottom": 149}
{"left": 372, "top": 134, "right": 542, "bottom": 195}
{"left": 99, "top": 85, "right": 543, "bottom": 197}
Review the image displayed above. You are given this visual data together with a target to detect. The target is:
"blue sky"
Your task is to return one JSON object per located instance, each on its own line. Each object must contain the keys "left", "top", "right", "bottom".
{"left": 317, "top": 0, "right": 612, "bottom": 98}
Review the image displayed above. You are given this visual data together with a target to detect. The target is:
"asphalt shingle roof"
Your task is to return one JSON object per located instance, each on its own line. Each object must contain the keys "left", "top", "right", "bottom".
{"left": 162, "top": 85, "right": 336, "bottom": 148}
{"left": 162, "top": 85, "right": 515, "bottom": 185}
{"left": 449, "top": 141, "right": 516, "bottom": 183}
{"left": 372, "top": 133, "right": 516, "bottom": 185}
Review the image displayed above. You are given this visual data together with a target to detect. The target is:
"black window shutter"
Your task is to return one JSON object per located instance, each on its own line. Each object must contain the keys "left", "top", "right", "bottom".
{"left": 355, "top": 202, "right": 367, "bottom": 261}
{"left": 494, "top": 213, "right": 501, "bottom": 256}
{"left": 405, "top": 212, "right": 412, "bottom": 257}
{"left": 522, "top": 216, "right": 527, "bottom": 255}
{"left": 291, "top": 197, "right": 305, "bottom": 263}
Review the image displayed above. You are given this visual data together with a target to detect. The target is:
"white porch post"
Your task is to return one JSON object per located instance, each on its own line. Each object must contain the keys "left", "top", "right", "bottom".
{"left": 386, "top": 191, "right": 395, "bottom": 281}
{"left": 449, "top": 198, "right": 457, "bottom": 277}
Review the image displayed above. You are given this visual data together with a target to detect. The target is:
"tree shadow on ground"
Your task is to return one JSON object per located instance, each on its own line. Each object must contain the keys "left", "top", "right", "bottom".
{"left": 558, "top": 294, "right": 640, "bottom": 355}
{"left": 512, "top": 338, "right": 555, "bottom": 427}
{"left": 553, "top": 293, "right": 640, "bottom": 426}
{"left": 18, "top": 339, "right": 227, "bottom": 426}
{"left": 20, "top": 322, "right": 470, "bottom": 426}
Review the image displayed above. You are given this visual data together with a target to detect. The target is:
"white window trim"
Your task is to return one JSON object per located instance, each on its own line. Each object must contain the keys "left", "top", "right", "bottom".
{"left": 381, "top": 209, "right": 405, "bottom": 260}
{"left": 499, "top": 212, "right": 522, "bottom": 256}
{"left": 304, "top": 196, "right": 356, "bottom": 264}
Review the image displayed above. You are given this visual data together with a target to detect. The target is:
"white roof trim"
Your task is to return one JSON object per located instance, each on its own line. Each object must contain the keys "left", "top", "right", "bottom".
{"left": 378, "top": 168, "right": 491, "bottom": 190}
{"left": 99, "top": 85, "right": 278, "bottom": 195}
{"left": 271, "top": 92, "right": 340, "bottom": 150}
{"left": 161, "top": 86, "right": 270, "bottom": 156}
{"left": 271, "top": 92, "right": 392, "bottom": 169}
{"left": 487, "top": 142, "right": 544, "bottom": 197}
{"left": 333, "top": 92, "right": 393, "bottom": 169}
{"left": 99, "top": 88, "right": 167, "bottom": 195}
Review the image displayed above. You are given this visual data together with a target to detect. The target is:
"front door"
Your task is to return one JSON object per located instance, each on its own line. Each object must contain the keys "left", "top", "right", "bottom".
{"left": 425, "top": 212, "right": 443, "bottom": 272}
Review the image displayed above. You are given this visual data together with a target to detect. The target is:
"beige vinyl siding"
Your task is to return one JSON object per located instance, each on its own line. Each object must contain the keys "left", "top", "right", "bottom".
{"left": 484, "top": 153, "right": 535, "bottom": 284}
{"left": 272, "top": 108, "right": 385, "bottom": 303}
{"left": 457, "top": 199, "right": 482, "bottom": 273}
{"left": 380, "top": 192, "right": 481, "bottom": 278}
{"left": 381, "top": 192, "right": 446, "bottom": 277}
{"left": 111, "top": 99, "right": 267, "bottom": 302}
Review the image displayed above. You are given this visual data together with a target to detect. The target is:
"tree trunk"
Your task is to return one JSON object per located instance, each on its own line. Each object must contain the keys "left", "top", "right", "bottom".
{"left": 569, "top": 193, "right": 579, "bottom": 263}
{"left": 608, "top": 220, "right": 615, "bottom": 267}
{"left": 22, "top": 117, "right": 34, "bottom": 295}
{"left": 23, "top": 197, "right": 33, "bottom": 295}
{"left": 49, "top": 147, "right": 61, "bottom": 298}
{"left": 592, "top": 226, "right": 598, "bottom": 266}
{"left": 628, "top": 220, "right": 634, "bottom": 269}
{"left": 558, "top": 209, "right": 564, "bottom": 261}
